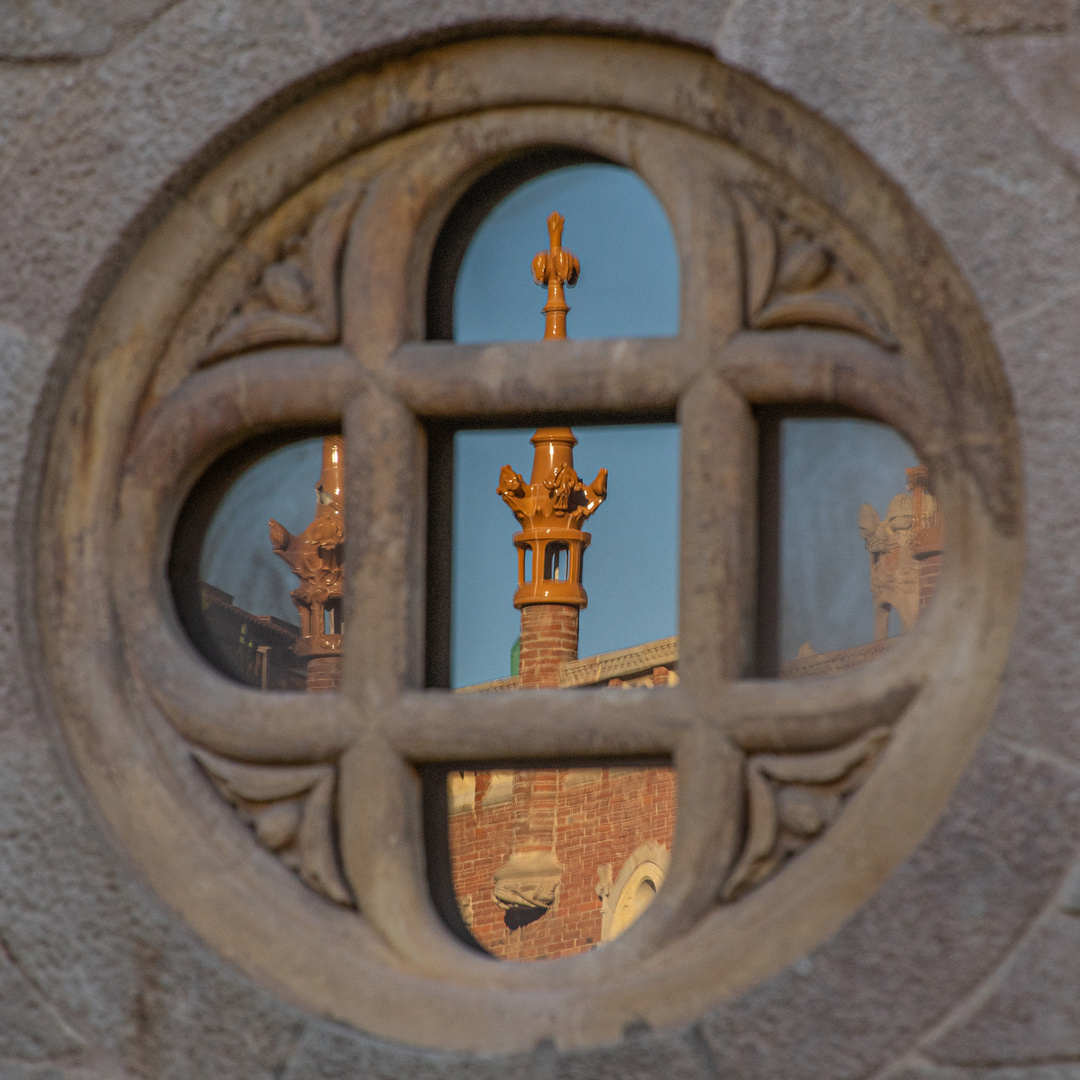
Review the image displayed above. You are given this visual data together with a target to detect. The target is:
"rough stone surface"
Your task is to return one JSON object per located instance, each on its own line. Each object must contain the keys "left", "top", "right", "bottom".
{"left": 927, "top": 913, "right": 1080, "bottom": 1065}
{"left": 0, "top": 67, "right": 69, "bottom": 180}
{"left": 983, "top": 35, "right": 1080, "bottom": 172}
{"left": 0, "top": 738, "right": 304, "bottom": 1080}
{"left": 715, "top": 0, "right": 1080, "bottom": 326}
{"left": 0, "top": 1063, "right": 140, "bottom": 1080}
{"left": 0, "top": 939, "right": 84, "bottom": 1061}
{"left": 0, "top": 0, "right": 177, "bottom": 60}
{"left": 988, "top": 288, "right": 1080, "bottom": 767}
{"left": 302, "top": 0, "right": 731, "bottom": 57}
{"left": 696, "top": 739, "right": 1080, "bottom": 1080}
{"left": 879, "top": 1065, "right": 1080, "bottom": 1080}
{"left": 554, "top": 1030, "right": 711, "bottom": 1080}
{"left": 279, "top": 1021, "right": 516, "bottom": 1080}
{"left": 0, "top": 0, "right": 1079, "bottom": 1073}
{"left": 899, "top": 0, "right": 1068, "bottom": 34}
{"left": 0, "top": 0, "right": 328, "bottom": 343}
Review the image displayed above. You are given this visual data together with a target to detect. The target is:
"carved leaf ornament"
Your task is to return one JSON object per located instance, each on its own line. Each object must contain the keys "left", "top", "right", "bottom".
{"left": 40, "top": 38, "right": 1021, "bottom": 1053}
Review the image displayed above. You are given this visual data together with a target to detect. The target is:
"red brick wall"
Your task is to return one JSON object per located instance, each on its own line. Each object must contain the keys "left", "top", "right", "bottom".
{"left": 449, "top": 766, "right": 676, "bottom": 960}
{"left": 518, "top": 604, "right": 578, "bottom": 689}
{"left": 306, "top": 655, "right": 342, "bottom": 692}
{"left": 919, "top": 552, "right": 941, "bottom": 612}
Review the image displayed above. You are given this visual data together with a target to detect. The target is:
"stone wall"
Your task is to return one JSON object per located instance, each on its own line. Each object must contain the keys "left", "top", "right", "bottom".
{"left": 4, "top": 2, "right": 1080, "bottom": 1078}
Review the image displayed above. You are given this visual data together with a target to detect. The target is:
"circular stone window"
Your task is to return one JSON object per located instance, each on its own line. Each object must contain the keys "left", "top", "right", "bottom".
{"left": 38, "top": 36, "right": 1022, "bottom": 1053}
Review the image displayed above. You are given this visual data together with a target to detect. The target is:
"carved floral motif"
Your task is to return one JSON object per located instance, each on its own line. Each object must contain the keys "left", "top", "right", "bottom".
{"left": 199, "top": 184, "right": 363, "bottom": 365}
{"left": 733, "top": 188, "right": 894, "bottom": 347}
{"left": 193, "top": 749, "right": 353, "bottom": 906}
{"left": 722, "top": 727, "right": 891, "bottom": 902}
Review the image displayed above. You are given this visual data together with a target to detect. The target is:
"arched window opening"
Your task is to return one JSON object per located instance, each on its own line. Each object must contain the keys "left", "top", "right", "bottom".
{"left": 543, "top": 542, "right": 569, "bottom": 582}
{"left": 170, "top": 434, "right": 344, "bottom": 693}
{"left": 427, "top": 160, "right": 681, "bottom": 692}
{"left": 444, "top": 769, "right": 675, "bottom": 960}
{"left": 428, "top": 157, "right": 680, "bottom": 344}
{"left": 756, "top": 415, "right": 940, "bottom": 678}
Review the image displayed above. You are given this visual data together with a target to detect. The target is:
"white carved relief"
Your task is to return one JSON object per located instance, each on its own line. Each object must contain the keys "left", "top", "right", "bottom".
{"left": 599, "top": 842, "right": 671, "bottom": 942}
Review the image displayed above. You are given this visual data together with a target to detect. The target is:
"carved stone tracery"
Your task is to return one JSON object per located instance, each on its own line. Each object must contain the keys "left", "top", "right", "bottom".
{"left": 733, "top": 188, "right": 895, "bottom": 347}
{"left": 42, "top": 38, "right": 1021, "bottom": 1053}
{"left": 199, "top": 185, "right": 363, "bottom": 366}
{"left": 193, "top": 748, "right": 353, "bottom": 906}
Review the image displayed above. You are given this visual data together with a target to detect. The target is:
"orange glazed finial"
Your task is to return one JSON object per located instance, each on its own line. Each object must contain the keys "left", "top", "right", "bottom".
{"left": 498, "top": 216, "right": 605, "bottom": 612}
{"left": 532, "top": 212, "right": 580, "bottom": 340}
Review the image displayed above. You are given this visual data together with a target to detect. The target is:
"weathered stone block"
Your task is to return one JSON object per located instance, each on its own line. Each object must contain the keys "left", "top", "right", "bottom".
{"left": 900, "top": 0, "right": 1068, "bottom": 34}
{"left": 928, "top": 913, "right": 1080, "bottom": 1065}
{"left": 696, "top": 739, "right": 1080, "bottom": 1080}
{"left": 983, "top": 36, "right": 1080, "bottom": 172}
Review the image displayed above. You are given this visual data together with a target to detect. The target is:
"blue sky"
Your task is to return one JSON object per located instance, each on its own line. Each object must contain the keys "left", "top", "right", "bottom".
{"left": 449, "top": 165, "right": 681, "bottom": 686}
{"left": 199, "top": 164, "right": 918, "bottom": 686}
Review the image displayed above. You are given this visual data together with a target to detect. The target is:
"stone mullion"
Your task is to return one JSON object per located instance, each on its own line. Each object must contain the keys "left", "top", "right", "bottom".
{"left": 385, "top": 687, "right": 697, "bottom": 762}
{"left": 339, "top": 377, "right": 428, "bottom": 709}
{"left": 674, "top": 168, "right": 744, "bottom": 348}
{"left": 716, "top": 328, "right": 949, "bottom": 465}
{"left": 335, "top": 732, "right": 498, "bottom": 977}
{"left": 387, "top": 338, "right": 694, "bottom": 418}
{"left": 676, "top": 372, "right": 758, "bottom": 701}
{"left": 141, "top": 665, "right": 357, "bottom": 766}
{"left": 719, "top": 659, "right": 926, "bottom": 754}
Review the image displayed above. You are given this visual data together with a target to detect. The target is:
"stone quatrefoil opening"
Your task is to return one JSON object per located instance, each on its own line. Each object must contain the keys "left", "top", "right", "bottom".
{"left": 41, "top": 38, "right": 1021, "bottom": 1053}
